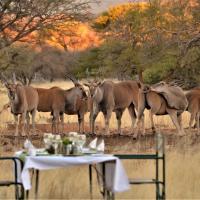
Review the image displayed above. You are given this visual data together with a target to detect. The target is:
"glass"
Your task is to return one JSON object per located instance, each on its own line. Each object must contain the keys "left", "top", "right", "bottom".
{"left": 43, "top": 133, "right": 51, "bottom": 149}
{"left": 52, "top": 140, "right": 59, "bottom": 154}
{"left": 76, "top": 135, "right": 86, "bottom": 153}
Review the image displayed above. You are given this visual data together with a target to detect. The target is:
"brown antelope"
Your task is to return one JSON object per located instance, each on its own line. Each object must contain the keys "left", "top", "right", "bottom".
{"left": 36, "top": 76, "right": 88, "bottom": 134}
{"left": 64, "top": 76, "right": 88, "bottom": 133}
{"left": 136, "top": 81, "right": 188, "bottom": 138}
{"left": 36, "top": 86, "right": 65, "bottom": 134}
{"left": 185, "top": 87, "right": 200, "bottom": 135}
{"left": 1, "top": 74, "right": 39, "bottom": 136}
{"left": 84, "top": 80, "right": 141, "bottom": 135}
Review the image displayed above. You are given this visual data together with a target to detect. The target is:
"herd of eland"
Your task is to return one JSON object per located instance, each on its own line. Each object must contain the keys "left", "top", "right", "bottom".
{"left": 0, "top": 73, "right": 200, "bottom": 138}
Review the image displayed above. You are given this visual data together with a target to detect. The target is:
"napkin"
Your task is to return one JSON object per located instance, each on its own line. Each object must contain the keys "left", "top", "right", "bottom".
{"left": 24, "top": 139, "right": 36, "bottom": 156}
{"left": 68, "top": 132, "right": 78, "bottom": 137}
{"left": 96, "top": 139, "right": 105, "bottom": 152}
{"left": 88, "top": 138, "right": 97, "bottom": 149}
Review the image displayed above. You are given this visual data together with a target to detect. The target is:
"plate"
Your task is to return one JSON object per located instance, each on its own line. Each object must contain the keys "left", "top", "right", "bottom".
{"left": 63, "top": 154, "right": 84, "bottom": 157}
{"left": 90, "top": 154, "right": 113, "bottom": 157}
{"left": 36, "top": 149, "right": 49, "bottom": 156}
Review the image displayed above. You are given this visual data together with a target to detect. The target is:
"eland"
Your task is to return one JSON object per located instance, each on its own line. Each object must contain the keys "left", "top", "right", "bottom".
{"left": 1, "top": 74, "right": 39, "bottom": 136}
{"left": 84, "top": 80, "right": 141, "bottom": 135}
{"left": 136, "top": 81, "right": 188, "bottom": 138}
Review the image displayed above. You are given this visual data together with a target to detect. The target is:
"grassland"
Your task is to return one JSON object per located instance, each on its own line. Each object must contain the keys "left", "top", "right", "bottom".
{"left": 0, "top": 80, "right": 200, "bottom": 199}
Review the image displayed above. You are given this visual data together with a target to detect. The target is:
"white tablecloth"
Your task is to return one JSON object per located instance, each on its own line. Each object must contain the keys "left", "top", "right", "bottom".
{"left": 20, "top": 155, "right": 130, "bottom": 193}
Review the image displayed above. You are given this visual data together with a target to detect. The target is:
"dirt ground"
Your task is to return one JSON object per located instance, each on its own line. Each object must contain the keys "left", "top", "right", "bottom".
{"left": 1, "top": 123, "right": 200, "bottom": 154}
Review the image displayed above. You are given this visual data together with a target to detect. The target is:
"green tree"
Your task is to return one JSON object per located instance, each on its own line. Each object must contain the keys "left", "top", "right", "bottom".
{"left": 92, "top": 0, "right": 200, "bottom": 86}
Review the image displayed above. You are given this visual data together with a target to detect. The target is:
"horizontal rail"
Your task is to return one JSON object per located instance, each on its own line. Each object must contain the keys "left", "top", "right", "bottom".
{"left": 129, "top": 179, "right": 164, "bottom": 185}
{"left": 114, "top": 154, "right": 164, "bottom": 160}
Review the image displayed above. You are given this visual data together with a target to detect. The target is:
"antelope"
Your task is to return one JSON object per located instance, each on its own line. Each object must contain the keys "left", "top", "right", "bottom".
{"left": 36, "top": 86, "right": 65, "bottom": 134}
{"left": 185, "top": 87, "right": 200, "bottom": 135}
{"left": 136, "top": 81, "right": 188, "bottom": 138}
{"left": 1, "top": 74, "right": 39, "bottom": 136}
{"left": 64, "top": 76, "right": 88, "bottom": 133}
{"left": 35, "top": 76, "right": 88, "bottom": 134}
{"left": 84, "top": 80, "right": 141, "bottom": 135}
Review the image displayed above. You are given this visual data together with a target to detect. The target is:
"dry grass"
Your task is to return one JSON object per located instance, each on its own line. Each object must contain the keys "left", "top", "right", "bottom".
{"left": 0, "top": 81, "right": 199, "bottom": 199}
{"left": 1, "top": 148, "right": 200, "bottom": 199}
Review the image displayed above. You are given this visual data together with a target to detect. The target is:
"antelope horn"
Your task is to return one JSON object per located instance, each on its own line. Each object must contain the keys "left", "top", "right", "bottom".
{"left": 12, "top": 72, "right": 17, "bottom": 84}
{"left": 66, "top": 74, "right": 79, "bottom": 86}
{"left": 83, "top": 82, "right": 90, "bottom": 87}
{"left": 0, "top": 73, "right": 9, "bottom": 86}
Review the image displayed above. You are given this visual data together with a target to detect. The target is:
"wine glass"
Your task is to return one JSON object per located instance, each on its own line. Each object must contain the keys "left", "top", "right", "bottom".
{"left": 43, "top": 133, "right": 50, "bottom": 148}
{"left": 77, "top": 135, "right": 86, "bottom": 152}
{"left": 52, "top": 141, "right": 58, "bottom": 154}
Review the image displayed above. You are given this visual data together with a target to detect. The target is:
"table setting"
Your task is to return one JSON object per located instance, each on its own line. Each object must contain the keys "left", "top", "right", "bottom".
{"left": 16, "top": 132, "right": 106, "bottom": 157}
{"left": 14, "top": 132, "right": 130, "bottom": 197}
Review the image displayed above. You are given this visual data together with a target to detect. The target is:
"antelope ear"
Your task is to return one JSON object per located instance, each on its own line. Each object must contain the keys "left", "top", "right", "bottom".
{"left": 0, "top": 73, "right": 9, "bottom": 88}
{"left": 96, "top": 81, "right": 102, "bottom": 87}
{"left": 1, "top": 80, "right": 9, "bottom": 89}
{"left": 83, "top": 83, "right": 90, "bottom": 87}
{"left": 137, "top": 81, "right": 142, "bottom": 89}
{"left": 74, "top": 82, "right": 82, "bottom": 87}
{"left": 12, "top": 73, "right": 17, "bottom": 84}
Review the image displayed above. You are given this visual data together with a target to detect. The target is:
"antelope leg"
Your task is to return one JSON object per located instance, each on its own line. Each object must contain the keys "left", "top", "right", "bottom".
{"left": 14, "top": 114, "right": 19, "bottom": 137}
{"left": 21, "top": 113, "right": 26, "bottom": 137}
{"left": 196, "top": 112, "right": 200, "bottom": 135}
{"left": 115, "top": 109, "right": 124, "bottom": 135}
{"left": 103, "top": 109, "right": 112, "bottom": 135}
{"left": 52, "top": 115, "right": 56, "bottom": 134}
{"left": 189, "top": 112, "right": 196, "bottom": 133}
{"left": 60, "top": 113, "right": 64, "bottom": 135}
{"left": 128, "top": 105, "right": 136, "bottom": 134}
{"left": 168, "top": 109, "right": 185, "bottom": 136}
{"left": 78, "top": 113, "right": 81, "bottom": 133}
{"left": 90, "top": 106, "right": 99, "bottom": 134}
{"left": 78, "top": 114, "right": 85, "bottom": 134}
{"left": 26, "top": 112, "right": 30, "bottom": 137}
{"left": 149, "top": 110, "right": 156, "bottom": 133}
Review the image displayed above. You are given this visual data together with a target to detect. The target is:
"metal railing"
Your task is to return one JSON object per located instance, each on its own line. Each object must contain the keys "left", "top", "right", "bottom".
{"left": 89, "top": 133, "right": 166, "bottom": 200}
{"left": 0, "top": 157, "right": 25, "bottom": 200}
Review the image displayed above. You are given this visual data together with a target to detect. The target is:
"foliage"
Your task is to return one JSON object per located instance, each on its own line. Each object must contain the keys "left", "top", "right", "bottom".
{"left": 90, "top": 0, "right": 200, "bottom": 87}
{"left": 0, "top": 44, "right": 79, "bottom": 83}
{"left": 0, "top": 44, "right": 36, "bottom": 83}
{"left": 74, "top": 40, "right": 138, "bottom": 79}
{"left": 0, "top": 0, "right": 99, "bottom": 49}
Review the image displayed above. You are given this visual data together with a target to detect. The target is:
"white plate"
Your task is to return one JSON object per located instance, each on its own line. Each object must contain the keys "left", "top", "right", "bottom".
{"left": 90, "top": 154, "right": 113, "bottom": 157}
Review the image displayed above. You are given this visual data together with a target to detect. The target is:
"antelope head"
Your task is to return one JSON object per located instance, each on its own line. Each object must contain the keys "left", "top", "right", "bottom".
{"left": 6, "top": 83, "right": 18, "bottom": 101}
{"left": 137, "top": 79, "right": 151, "bottom": 94}
{"left": 0, "top": 73, "right": 18, "bottom": 101}
{"left": 66, "top": 74, "right": 81, "bottom": 87}
{"left": 83, "top": 79, "right": 102, "bottom": 98}
{"left": 66, "top": 74, "right": 88, "bottom": 100}
{"left": 151, "top": 81, "right": 168, "bottom": 93}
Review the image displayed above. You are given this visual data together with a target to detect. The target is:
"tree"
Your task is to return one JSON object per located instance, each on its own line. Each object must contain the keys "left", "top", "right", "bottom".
{"left": 93, "top": 0, "right": 200, "bottom": 86}
{"left": 37, "top": 22, "right": 101, "bottom": 52}
{"left": 0, "top": 0, "right": 99, "bottom": 49}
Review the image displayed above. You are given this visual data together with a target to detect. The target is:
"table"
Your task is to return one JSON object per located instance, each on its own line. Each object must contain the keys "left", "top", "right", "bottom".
{"left": 19, "top": 155, "right": 130, "bottom": 199}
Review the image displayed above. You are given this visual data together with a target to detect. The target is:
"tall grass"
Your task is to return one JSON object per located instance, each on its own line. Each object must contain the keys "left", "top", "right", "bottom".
{"left": 0, "top": 81, "right": 199, "bottom": 199}
{"left": 1, "top": 148, "right": 200, "bottom": 199}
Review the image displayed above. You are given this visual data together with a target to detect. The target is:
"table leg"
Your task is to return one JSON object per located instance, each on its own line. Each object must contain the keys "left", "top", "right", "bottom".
{"left": 102, "top": 162, "right": 106, "bottom": 199}
{"left": 26, "top": 190, "right": 29, "bottom": 200}
{"left": 35, "top": 170, "right": 39, "bottom": 200}
{"left": 102, "top": 162, "right": 115, "bottom": 200}
{"left": 89, "top": 165, "right": 93, "bottom": 199}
